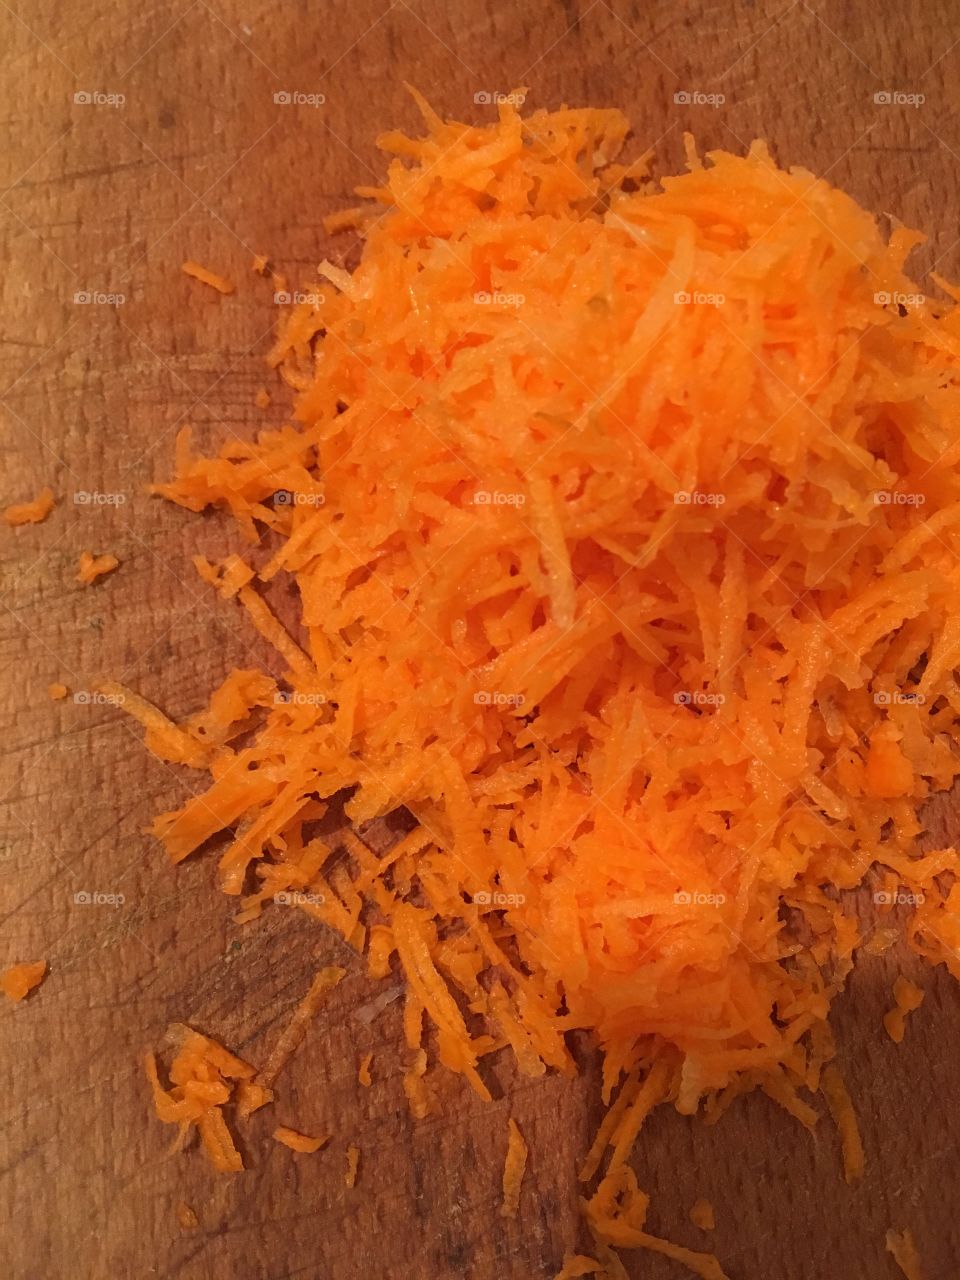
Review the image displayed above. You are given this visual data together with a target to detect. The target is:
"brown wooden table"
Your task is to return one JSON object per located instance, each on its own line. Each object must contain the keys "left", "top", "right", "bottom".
{"left": 3, "top": 3, "right": 960, "bottom": 1277}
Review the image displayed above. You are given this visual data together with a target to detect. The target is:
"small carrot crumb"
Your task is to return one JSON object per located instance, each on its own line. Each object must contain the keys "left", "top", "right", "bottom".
{"left": 255, "top": 387, "right": 271, "bottom": 409}
{"left": 345, "top": 1144, "right": 360, "bottom": 1187}
{"left": 821, "top": 1064, "right": 864, "bottom": 1183}
{"left": 4, "top": 487, "right": 55, "bottom": 527}
{"left": 235, "top": 1079, "right": 275, "bottom": 1118}
{"left": 176, "top": 1202, "right": 199, "bottom": 1230}
{"left": 886, "top": 1227, "right": 924, "bottom": 1280}
{"left": 554, "top": 1256, "right": 603, "bottom": 1279}
{"left": 48, "top": 682, "right": 68, "bottom": 700}
{"left": 358, "top": 1051, "right": 373, "bottom": 1087}
{"left": 182, "top": 261, "right": 235, "bottom": 295}
{"left": 323, "top": 206, "right": 370, "bottom": 235}
{"left": 1, "top": 960, "right": 46, "bottom": 1002}
{"left": 252, "top": 253, "right": 269, "bottom": 275}
{"left": 884, "top": 976, "right": 925, "bottom": 1044}
{"left": 77, "top": 551, "right": 119, "bottom": 585}
{"left": 500, "top": 1118, "right": 527, "bottom": 1219}
{"left": 273, "top": 1125, "right": 328, "bottom": 1154}
{"left": 689, "top": 1198, "right": 716, "bottom": 1230}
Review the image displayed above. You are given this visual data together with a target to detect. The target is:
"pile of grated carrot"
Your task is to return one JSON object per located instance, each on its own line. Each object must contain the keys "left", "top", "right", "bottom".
{"left": 126, "top": 92, "right": 960, "bottom": 1277}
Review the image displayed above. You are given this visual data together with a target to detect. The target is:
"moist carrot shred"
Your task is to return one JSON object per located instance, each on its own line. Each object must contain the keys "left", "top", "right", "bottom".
{"left": 883, "top": 976, "right": 924, "bottom": 1044}
{"left": 123, "top": 92, "right": 960, "bottom": 1271}
{"left": 176, "top": 1201, "right": 199, "bottom": 1230}
{"left": 689, "top": 1199, "right": 716, "bottom": 1231}
{"left": 885, "top": 1228, "right": 924, "bottom": 1280}
{"left": 76, "top": 551, "right": 119, "bottom": 585}
{"left": 257, "top": 967, "right": 345, "bottom": 1090}
{"left": 255, "top": 387, "right": 271, "bottom": 409}
{"left": 4, "top": 487, "right": 54, "bottom": 527}
{"left": 272, "top": 1125, "right": 328, "bottom": 1153}
{"left": 501, "top": 1118, "right": 528, "bottom": 1219}
{"left": 1, "top": 960, "right": 46, "bottom": 1002}
{"left": 357, "top": 1051, "right": 373, "bottom": 1087}
{"left": 182, "top": 260, "right": 235, "bottom": 294}
{"left": 48, "top": 682, "right": 68, "bottom": 700}
{"left": 344, "top": 1144, "right": 360, "bottom": 1187}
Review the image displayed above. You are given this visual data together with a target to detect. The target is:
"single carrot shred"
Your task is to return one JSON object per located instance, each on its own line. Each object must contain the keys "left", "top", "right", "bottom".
{"left": 689, "top": 1199, "right": 716, "bottom": 1231}
{"left": 1, "top": 960, "right": 46, "bottom": 1002}
{"left": 886, "top": 1228, "right": 924, "bottom": 1280}
{"left": 272, "top": 1125, "right": 328, "bottom": 1153}
{"left": 48, "top": 682, "right": 68, "bottom": 700}
{"left": 182, "top": 260, "right": 235, "bottom": 294}
{"left": 821, "top": 1064, "right": 865, "bottom": 1184}
{"left": 357, "top": 1051, "right": 373, "bottom": 1087}
{"left": 176, "top": 1201, "right": 199, "bottom": 1230}
{"left": 4, "top": 487, "right": 54, "bottom": 526}
{"left": 883, "top": 976, "right": 924, "bottom": 1044}
{"left": 500, "top": 1118, "right": 528, "bottom": 1219}
{"left": 345, "top": 1144, "right": 360, "bottom": 1187}
{"left": 76, "top": 551, "right": 119, "bottom": 585}
{"left": 257, "top": 967, "right": 346, "bottom": 1090}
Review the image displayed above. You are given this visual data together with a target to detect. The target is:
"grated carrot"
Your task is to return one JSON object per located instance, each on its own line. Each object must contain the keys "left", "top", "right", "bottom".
{"left": 123, "top": 92, "right": 960, "bottom": 1272}
{"left": 176, "top": 1202, "right": 199, "bottom": 1230}
{"left": 883, "top": 976, "right": 924, "bottom": 1044}
{"left": 272, "top": 1125, "right": 328, "bottom": 1153}
{"left": 255, "top": 387, "right": 271, "bottom": 409}
{"left": 48, "top": 682, "right": 68, "bottom": 700}
{"left": 500, "top": 1118, "right": 528, "bottom": 1219}
{"left": 689, "top": 1199, "right": 716, "bottom": 1231}
{"left": 1, "top": 960, "right": 46, "bottom": 1002}
{"left": 76, "top": 551, "right": 119, "bottom": 585}
{"left": 886, "top": 1228, "right": 924, "bottom": 1280}
{"left": 182, "top": 261, "right": 235, "bottom": 294}
{"left": 357, "top": 1051, "right": 373, "bottom": 1087}
{"left": 256, "top": 966, "right": 345, "bottom": 1090}
{"left": 4, "top": 487, "right": 54, "bottom": 527}
{"left": 345, "top": 1144, "right": 359, "bottom": 1187}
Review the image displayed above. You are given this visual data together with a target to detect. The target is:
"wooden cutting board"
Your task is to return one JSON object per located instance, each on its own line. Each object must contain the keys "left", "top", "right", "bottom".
{"left": 3, "top": 2, "right": 960, "bottom": 1277}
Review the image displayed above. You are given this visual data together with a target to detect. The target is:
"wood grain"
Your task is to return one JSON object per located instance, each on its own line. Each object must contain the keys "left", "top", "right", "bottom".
{"left": 2, "top": 2, "right": 960, "bottom": 1277}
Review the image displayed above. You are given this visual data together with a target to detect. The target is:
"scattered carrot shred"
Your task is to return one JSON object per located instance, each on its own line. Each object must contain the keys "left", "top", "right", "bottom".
{"left": 345, "top": 1144, "right": 359, "bottom": 1188}
{"left": 689, "top": 1199, "right": 716, "bottom": 1231}
{"left": 357, "top": 1051, "right": 373, "bottom": 1087}
{"left": 4, "top": 487, "right": 54, "bottom": 527}
{"left": 883, "top": 976, "right": 925, "bottom": 1044}
{"left": 182, "top": 260, "right": 235, "bottom": 294}
{"left": 257, "top": 967, "right": 346, "bottom": 1090}
{"left": 554, "top": 1257, "right": 603, "bottom": 1279}
{"left": 500, "top": 1118, "right": 528, "bottom": 1219}
{"left": 0, "top": 960, "right": 46, "bottom": 1002}
{"left": 254, "top": 387, "right": 271, "bottom": 409}
{"left": 176, "top": 1201, "right": 199, "bottom": 1230}
{"left": 272, "top": 1126, "right": 328, "bottom": 1153}
{"left": 76, "top": 551, "right": 119, "bottom": 585}
{"left": 48, "top": 682, "right": 68, "bottom": 701}
{"left": 252, "top": 253, "right": 269, "bottom": 275}
{"left": 125, "top": 92, "right": 960, "bottom": 1272}
{"left": 886, "top": 1227, "right": 925, "bottom": 1280}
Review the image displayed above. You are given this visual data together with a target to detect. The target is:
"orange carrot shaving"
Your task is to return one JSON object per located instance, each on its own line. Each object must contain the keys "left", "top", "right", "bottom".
{"left": 176, "top": 1202, "right": 199, "bottom": 1230}
{"left": 272, "top": 1126, "right": 328, "bottom": 1153}
{"left": 257, "top": 966, "right": 345, "bottom": 1090}
{"left": 76, "top": 551, "right": 119, "bottom": 585}
{"left": 344, "top": 1144, "right": 359, "bottom": 1187}
{"left": 554, "top": 1258, "right": 603, "bottom": 1279}
{"left": 123, "top": 92, "right": 960, "bottom": 1271}
{"left": 885, "top": 1228, "right": 924, "bottom": 1280}
{"left": 182, "top": 260, "right": 235, "bottom": 294}
{"left": 48, "top": 682, "right": 68, "bottom": 700}
{"left": 883, "top": 976, "right": 924, "bottom": 1044}
{"left": 4, "top": 487, "right": 54, "bottom": 526}
{"left": 255, "top": 387, "right": 271, "bottom": 409}
{"left": 689, "top": 1199, "right": 716, "bottom": 1231}
{"left": 1, "top": 960, "right": 46, "bottom": 1002}
{"left": 500, "top": 1118, "right": 528, "bottom": 1219}
{"left": 357, "top": 1051, "right": 373, "bottom": 1087}
{"left": 253, "top": 253, "right": 269, "bottom": 275}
